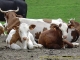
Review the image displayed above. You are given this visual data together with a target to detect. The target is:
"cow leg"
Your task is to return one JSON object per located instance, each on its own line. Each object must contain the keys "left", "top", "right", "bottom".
{"left": 22, "top": 40, "right": 28, "bottom": 49}
{"left": 63, "top": 40, "right": 73, "bottom": 48}
{"left": 30, "top": 33, "right": 43, "bottom": 48}
{"left": 46, "top": 43, "right": 62, "bottom": 49}
{"left": 27, "top": 39, "right": 34, "bottom": 49}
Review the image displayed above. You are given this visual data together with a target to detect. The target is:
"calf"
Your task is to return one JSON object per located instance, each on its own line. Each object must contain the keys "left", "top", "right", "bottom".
{"left": 6, "top": 23, "right": 43, "bottom": 50}
{"left": 38, "top": 24, "right": 79, "bottom": 49}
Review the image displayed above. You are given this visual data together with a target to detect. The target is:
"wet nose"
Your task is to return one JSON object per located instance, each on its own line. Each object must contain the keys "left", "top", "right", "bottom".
{"left": 63, "top": 36, "right": 67, "bottom": 39}
{"left": 23, "top": 37, "right": 27, "bottom": 40}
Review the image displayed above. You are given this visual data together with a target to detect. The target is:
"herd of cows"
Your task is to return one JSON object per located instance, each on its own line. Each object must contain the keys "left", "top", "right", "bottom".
{"left": 0, "top": 7, "right": 80, "bottom": 50}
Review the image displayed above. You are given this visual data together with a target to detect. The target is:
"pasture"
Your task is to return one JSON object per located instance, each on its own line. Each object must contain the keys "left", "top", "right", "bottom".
{"left": 0, "top": 0, "right": 80, "bottom": 60}
{"left": 26, "top": 0, "right": 80, "bottom": 22}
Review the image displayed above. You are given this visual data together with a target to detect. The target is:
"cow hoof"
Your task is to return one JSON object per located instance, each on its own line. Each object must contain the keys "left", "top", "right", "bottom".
{"left": 33, "top": 44, "right": 43, "bottom": 48}
{"left": 37, "top": 44, "right": 43, "bottom": 48}
{"left": 72, "top": 42, "right": 79, "bottom": 48}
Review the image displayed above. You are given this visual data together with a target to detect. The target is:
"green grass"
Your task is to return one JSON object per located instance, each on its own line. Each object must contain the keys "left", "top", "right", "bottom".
{"left": 26, "top": 0, "right": 80, "bottom": 22}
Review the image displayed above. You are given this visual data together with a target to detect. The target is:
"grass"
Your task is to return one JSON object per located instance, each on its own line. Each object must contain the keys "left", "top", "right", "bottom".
{"left": 26, "top": 0, "right": 80, "bottom": 22}
{"left": 1, "top": 0, "right": 80, "bottom": 23}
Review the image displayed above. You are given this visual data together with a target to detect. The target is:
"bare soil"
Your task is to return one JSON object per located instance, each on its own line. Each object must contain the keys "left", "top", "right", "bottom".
{"left": 0, "top": 36, "right": 80, "bottom": 60}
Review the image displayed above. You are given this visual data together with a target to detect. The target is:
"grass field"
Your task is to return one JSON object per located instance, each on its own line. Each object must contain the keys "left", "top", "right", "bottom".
{"left": 26, "top": 0, "right": 80, "bottom": 22}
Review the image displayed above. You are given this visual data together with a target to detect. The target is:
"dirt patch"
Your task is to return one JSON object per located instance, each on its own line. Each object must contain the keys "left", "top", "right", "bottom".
{"left": 0, "top": 36, "right": 80, "bottom": 60}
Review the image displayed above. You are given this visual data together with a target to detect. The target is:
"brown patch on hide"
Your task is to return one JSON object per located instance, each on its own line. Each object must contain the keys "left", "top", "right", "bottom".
{"left": 35, "top": 32, "right": 41, "bottom": 39}
{"left": 29, "top": 24, "right": 36, "bottom": 30}
{"left": 10, "top": 28, "right": 21, "bottom": 45}
{"left": 43, "top": 19, "right": 52, "bottom": 23}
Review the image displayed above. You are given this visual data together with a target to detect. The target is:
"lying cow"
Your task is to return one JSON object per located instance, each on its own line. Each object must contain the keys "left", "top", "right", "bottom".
{"left": 67, "top": 24, "right": 79, "bottom": 42}
{"left": 0, "top": 22, "right": 6, "bottom": 36}
{"left": 6, "top": 23, "right": 43, "bottom": 50}
{"left": 68, "top": 19, "right": 80, "bottom": 35}
{"left": 38, "top": 24, "right": 79, "bottom": 49}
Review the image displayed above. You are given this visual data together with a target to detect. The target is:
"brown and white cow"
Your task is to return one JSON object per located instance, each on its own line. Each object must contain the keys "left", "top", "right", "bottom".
{"left": 0, "top": 23, "right": 6, "bottom": 36}
{"left": 6, "top": 23, "right": 43, "bottom": 50}
{"left": 67, "top": 24, "right": 79, "bottom": 42}
{"left": 38, "top": 24, "right": 79, "bottom": 49}
{"left": 68, "top": 19, "right": 80, "bottom": 35}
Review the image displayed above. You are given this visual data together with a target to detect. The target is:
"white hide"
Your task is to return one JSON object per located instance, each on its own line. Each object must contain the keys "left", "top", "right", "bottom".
{"left": 19, "top": 23, "right": 43, "bottom": 49}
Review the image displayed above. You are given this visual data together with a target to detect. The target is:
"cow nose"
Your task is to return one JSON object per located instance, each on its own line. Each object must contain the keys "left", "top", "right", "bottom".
{"left": 63, "top": 36, "right": 67, "bottom": 39}
{"left": 23, "top": 37, "right": 27, "bottom": 40}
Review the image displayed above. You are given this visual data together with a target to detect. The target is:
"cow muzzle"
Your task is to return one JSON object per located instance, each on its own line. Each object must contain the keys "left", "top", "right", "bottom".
{"left": 23, "top": 37, "right": 29, "bottom": 41}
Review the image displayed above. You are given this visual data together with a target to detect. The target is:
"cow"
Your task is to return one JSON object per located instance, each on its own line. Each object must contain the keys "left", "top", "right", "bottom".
{"left": 0, "top": 22, "right": 6, "bottom": 36}
{"left": 0, "top": 7, "right": 23, "bottom": 32}
{"left": 67, "top": 24, "right": 79, "bottom": 42}
{"left": 38, "top": 23, "right": 79, "bottom": 49}
{"left": 6, "top": 23, "right": 43, "bottom": 50}
{"left": 0, "top": 0, "right": 27, "bottom": 21}
{"left": 68, "top": 19, "right": 80, "bottom": 36}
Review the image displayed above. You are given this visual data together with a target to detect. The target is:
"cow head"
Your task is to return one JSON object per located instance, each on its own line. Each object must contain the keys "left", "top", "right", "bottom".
{"left": 51, "top": 21, "right": 68, "bottom": 39}
{"left": 68, "top": 20, "right": 80, "bottom": 28}
{"left": 19, "top": 23, "right": 36, "bottom": 41}
{"left": 0, "top": 7, "right": 19, "bottom": 22}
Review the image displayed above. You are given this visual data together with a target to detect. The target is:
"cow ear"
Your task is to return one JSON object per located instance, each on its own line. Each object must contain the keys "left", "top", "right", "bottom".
{"left": 29, "top": 24, "right": 36, "bottom": 30}
{"left": 59, "top": 24, "right": 62, "bottom": 27}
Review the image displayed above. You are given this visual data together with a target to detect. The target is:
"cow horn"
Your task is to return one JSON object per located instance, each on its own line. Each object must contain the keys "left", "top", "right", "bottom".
{"left": 0, "top": 8, "right": 8, "bottom": 13}
{"left": 14, "top": 7, "right": 19, "bottom": 12}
